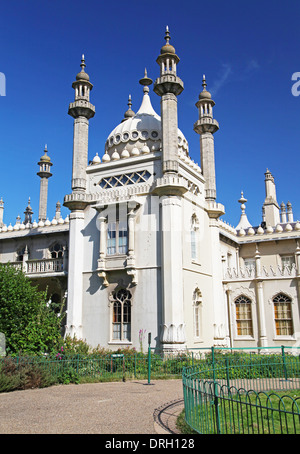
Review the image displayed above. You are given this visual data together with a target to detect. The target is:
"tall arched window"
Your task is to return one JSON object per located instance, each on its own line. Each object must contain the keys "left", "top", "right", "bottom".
{"left": 273, "top": 293, "right": 293, "bottom": 336}
{"left": 112, "top": 288, "right": 132, "bottom": 341}
{"left": 235, "top": 295, "right": 253, "bottom": 336}
{"left": 191, "top": 214, "right": 199, "bottom": 260}
{"left": 193, "top": 288, "right": 202, "bottom": 339}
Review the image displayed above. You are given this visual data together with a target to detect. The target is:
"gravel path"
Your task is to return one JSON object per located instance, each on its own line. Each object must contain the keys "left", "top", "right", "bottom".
{"left": 0, "top": 379, "right": 184, "bottom": 434}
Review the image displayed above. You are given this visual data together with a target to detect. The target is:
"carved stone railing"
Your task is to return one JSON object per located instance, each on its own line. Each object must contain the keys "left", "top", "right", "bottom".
{"left": 224, "top": 264, "right": 297, "bottom": 281}
{"left": 26, "top": 258, "right": 65, "bottom": 274}
{"left": 4, "top": 258, "right": 66, "bottom": 275}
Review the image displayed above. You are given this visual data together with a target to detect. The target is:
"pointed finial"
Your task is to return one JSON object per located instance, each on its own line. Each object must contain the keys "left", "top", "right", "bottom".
{"left": 165, "top": 25, "right": 170, "bottom": 44}
{"left": 128, "top": 94, "right": 132, "bottom": 109}
{"left": 139, "top": 68, "right": 153, "bottom": 93}
{"left": 80, "top": 54, "right": 86, "bottom": 71}
{"left": 202, "top": 75, "right": 207, "bottom": 90}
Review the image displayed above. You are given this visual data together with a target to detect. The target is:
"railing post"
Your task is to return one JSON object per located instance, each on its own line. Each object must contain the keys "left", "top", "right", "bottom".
{"left": 225, "top": 357, "right": 230, "bottom": 389}
{"left": 147, "top": 333, "right": 151, "bottom": 384}
{"left": 281, "top": 345, "right": 288, "bottom": 380}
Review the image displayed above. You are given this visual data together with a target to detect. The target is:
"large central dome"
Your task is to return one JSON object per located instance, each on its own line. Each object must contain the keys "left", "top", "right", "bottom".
{"left": 104, "top": 84, "right": 189, "bottom": 160}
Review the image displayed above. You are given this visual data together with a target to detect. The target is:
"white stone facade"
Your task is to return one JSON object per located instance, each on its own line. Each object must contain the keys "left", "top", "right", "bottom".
{"left": 0, "top": 30, "right": 299, "bottom": 351}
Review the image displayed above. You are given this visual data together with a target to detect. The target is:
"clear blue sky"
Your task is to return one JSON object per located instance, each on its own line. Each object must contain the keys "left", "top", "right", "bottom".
{"left": 0, "top": 0, "right": 299, "bottom": 227}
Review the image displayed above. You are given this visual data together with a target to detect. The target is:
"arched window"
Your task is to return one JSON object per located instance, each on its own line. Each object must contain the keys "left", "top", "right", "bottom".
{"left": 112, "top": 289, "right": 132, "bottom": 341}
{"left": 16, "top": 246, "right": 28, "bottom": 262}
{"left": 49, "top": 243, "right": 64, "bottom": 259}
{"left": 191, "top": 214, "right": 199, "bottom": 260}
{"left": 193, "top": 288, "right": 202, "bottom": 339}
{"left": 273, "top": 293, "right": 293, "bottom": 336}
{"left": 235, "top": 295, "right": 253, "bottom": 336}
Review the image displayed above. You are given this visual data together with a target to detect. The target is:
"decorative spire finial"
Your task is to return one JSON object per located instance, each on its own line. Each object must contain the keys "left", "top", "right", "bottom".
{"left": 202, "top": 75, "right": 207, "bottom": 90}
{"left": 139, "top": 68, "right": 153, "bottom": 93}
{"left": 165, "top": 25, "right": 170, "bottom": 44}
{"left": 80, "top": 54, "right": 86, "bottom": 72}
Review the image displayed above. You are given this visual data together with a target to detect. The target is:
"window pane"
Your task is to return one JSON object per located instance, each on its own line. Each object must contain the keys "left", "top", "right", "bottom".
{"left": 107, "top": 223, "right": 116, "bottom": 255}
{"left": 113, "top": 323, "right": 121, "bottom": 340}
{"left": 191, "top": 230, "right": 196, "bottom": 259}
{"left": 118, "top": 221, "right": 128, "bottom": 254}
{"left": 235, "top": 296, "right": 253, "bottom": 336}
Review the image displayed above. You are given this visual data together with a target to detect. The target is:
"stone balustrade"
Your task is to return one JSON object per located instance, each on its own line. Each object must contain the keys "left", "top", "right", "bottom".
{"left": 224, "top": 263, "right": 298, "bottom": 281}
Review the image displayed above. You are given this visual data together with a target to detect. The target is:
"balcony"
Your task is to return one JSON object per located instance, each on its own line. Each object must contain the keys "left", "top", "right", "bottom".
{"left": 223, "top": 264, "right": 298, "bottom": 281}
{"left": 6, "top": 258, "right": 67, "bottom": 277}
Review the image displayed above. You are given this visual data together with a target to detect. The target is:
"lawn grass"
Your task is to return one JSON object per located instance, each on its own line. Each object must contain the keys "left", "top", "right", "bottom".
{"left": 178, "top": 389, "right": 300, "bottom": 434}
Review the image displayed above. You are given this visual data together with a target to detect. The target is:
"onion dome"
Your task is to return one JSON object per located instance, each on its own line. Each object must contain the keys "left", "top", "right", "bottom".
{"left": 122, "top": 95, "right": 135, "bottom": 122}
{"left": 102, "top": 151, "right": 111, "bottom": 163}
{"left": 121, "top": 148, "right": 130, "bottom": 159}
{"left": 104, "top": 69, "right": 188, "bottom": 158}
{"left": 92, "top": 152, "right": 101, "bottom": 164}
{"left": 198, "top": 75, "right": 212, "bottom": 100}
{"left": 160, "top": 26, "right": 176, "bottom": 54}
{"left": 39, "top": 145, "right": 51, "bottom": 162}
{"left": 76, "top": 55, "right": 90, "bottom": 81}
{"left": 111, "top": 149, "right": 120, "bottom": 160}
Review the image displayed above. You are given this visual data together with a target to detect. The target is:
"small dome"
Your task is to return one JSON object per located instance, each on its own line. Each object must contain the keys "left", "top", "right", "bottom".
{"left": 111, "top": 150, "right": 120, "bottom": 160}
{"left": 131, "top": 147, "right": 140, "bottom": 156}
{"left": 141, "top": 144, "right": 150, "bottom": 154}
{"left": 199, "top": 89, "right": 211, "bottom": 100}
{"left": 92, "top": 153, "right": 101, "bottom": 164}
{"left": 39, "top": 146, "right": 51, "bottom": 162}
{"left": 161, "top": 43, "right": 175, "bottom": 54}
{"left": 75, "top": 55, "right": 90, "bottom": 81}
{"left": 102, "top": 152, "right": 111, "bottom": 163}
{"left": 76, "top": 70, "right": 90, "bottom": 82}
{"left": 121, "top": 148, "right": 130, "bottom": 159}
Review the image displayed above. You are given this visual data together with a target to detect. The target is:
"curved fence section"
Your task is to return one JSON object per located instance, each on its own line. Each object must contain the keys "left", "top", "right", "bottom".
{"left": 182, "top": 347, "right": 300, "bottom": 434}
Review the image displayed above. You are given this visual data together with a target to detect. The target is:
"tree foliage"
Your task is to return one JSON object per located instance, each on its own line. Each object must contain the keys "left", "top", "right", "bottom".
{"left": 0, "top": 264, "right": 63, "bottom": 355}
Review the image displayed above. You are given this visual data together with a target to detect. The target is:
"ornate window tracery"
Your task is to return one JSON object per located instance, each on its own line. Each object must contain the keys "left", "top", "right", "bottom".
{"left": 111, "top": 288, "right": 132, "bottom": 342}
{"left": 99, "top": 170, "right": 151, "bottom": 189}
{"left": 235, "top": 295, "right": 253, "bottom": 336}
{"left": 273, "top": 293, "right": 293, "bottom": 336}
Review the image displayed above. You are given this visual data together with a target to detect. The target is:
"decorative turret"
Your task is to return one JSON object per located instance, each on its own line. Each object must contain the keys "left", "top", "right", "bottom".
{"left": 263, "top": 169, "right": 280, "bottom": 226}
{"left": 194, "top": 76, "right": 219, "bottom": 201}
{"left": 154, "top": 26, "right": 184, "bottom": 174}
{"left": 24, "top": 198, "right": 33, "bottom": 225}
{"left": 235, "top": 192, "right": 252, "bottom": 230}
{"left": 68, "top": 55, "right": 95, "bottom": 193}
{"left": 37, "top": 145, "right": 53, "bottom": 222}
{"left": 121, "top": 95, "right": 135, "bottom": 122}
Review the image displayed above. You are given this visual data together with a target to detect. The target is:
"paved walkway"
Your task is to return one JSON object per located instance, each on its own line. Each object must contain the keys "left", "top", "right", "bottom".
{"left": 0, "top": 379, "right": 184, "bottom": 434}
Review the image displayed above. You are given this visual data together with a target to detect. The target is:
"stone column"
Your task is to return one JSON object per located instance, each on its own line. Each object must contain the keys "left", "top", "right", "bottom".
{"left": 71, "top": 116, "right": 89, "bottom": 192}
{"left": 65, "top": 210, "right": 84, "bottom": 338}
{"left": 255, "top": 245, "right": 268, "bottom": 347}
{"left": 160, "top": 195, "right": 186, "bottom": 350}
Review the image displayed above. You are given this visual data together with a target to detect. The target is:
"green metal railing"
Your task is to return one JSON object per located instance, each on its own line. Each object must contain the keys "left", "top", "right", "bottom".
{"left": 182, "top": 346, "right": 300, "bottom": 434}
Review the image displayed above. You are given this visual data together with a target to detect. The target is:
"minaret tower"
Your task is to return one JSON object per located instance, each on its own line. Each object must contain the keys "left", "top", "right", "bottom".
{"left": 64, "top": 55, "right": 95, "bottom": 340}
{"left": 194, "top": 76, "right": 226, "bottom": 347}
{"left": 37, "top": 145, "right": 53, "bottom": 222}
{"left": 153, "top": 28, "right": 187, "bottom": 351}
{"left": 194, "top": 76, "right": 219, "bottom": 201}
{"left": 153, "top": 26, "right": 184, "bottom": 174}
{"left": 68, "top": 55, "right": 95, "bottom": 192}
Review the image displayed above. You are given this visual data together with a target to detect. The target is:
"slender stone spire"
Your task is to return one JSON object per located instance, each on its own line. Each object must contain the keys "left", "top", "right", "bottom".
{"left": 154, "top": 26, "right": 184, "bottom": 174}
{"left": 194, "top": 75, "right": 219, "bottom": 201}
{"left": 24, "top": 197, "right": 33, "bottom": 224}
{"left": 67, "top": 55, "right": 95, "bottom": 193}
{"left": 236, "top": 192, "right": 252, "bottom": 230}
{"left": 122, "top": 94, "right": 135, "bottom": 122}
{"left": 263, "top": 169, "right": 280, "bottom": 226}
{"left": 37, "top": 145, "right": 53, "bottom": 222}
